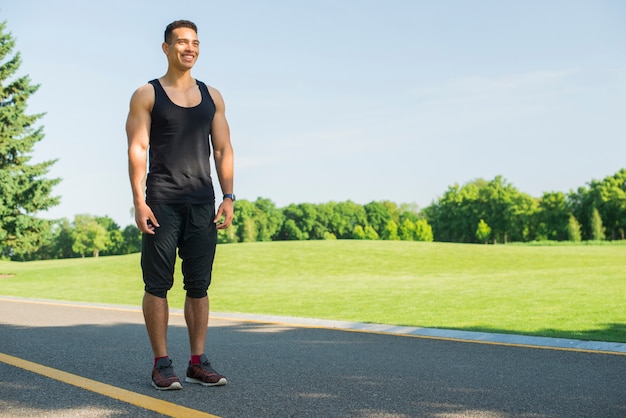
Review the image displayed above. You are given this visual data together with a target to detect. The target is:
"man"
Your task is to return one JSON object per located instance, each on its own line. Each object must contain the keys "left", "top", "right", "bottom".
{"left": 126, "top": 20, "right": 234, "bottom": 390}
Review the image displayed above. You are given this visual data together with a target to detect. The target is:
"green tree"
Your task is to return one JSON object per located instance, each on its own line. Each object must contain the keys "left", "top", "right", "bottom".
{"left": 569, "top": 169, "right": 626, "bottom": 241}
{"left": 322, "top": 231, "right": 337, "bottom": 240}
{"left": 569, "top": 186, "right": 594, "bottom": 241}
{"left": 475, "top": 219, "right": 491, "bottom": 244}
{"left": 476, "top": 176, "right": 536, "bottom": 243}
{"left": 589, "top": 169, "right": 626, "bottom": 240}
{"left": 590, "top": 207, "right": 605, "bottom": 241}
{"left": 398, "top": 204, "right": 421, "bottom": 225}
{"left": 217, "top": 222, "right": 238, "bottom": 244}
{"left": 414, "top": 219, "right": 433, "bottom": 242}
{"left": 96, "top": 216, "right": 123, "bottom": 256}
{"left": 424, "top": 177, "right": 535, "bottom": 243}
{"left": 352, "top": 225, "right": 366, "bottom": 240}
{"left": 353, "top": 224, "right": 378, "bottom": 240}
{"left": 423, "top": 183, "right": 476, "bottom": 242}
{"left": 279, "top": 219, "right": 305, "bottom": 240}
{"left": 253, "top": 197, "right": 284, "bottom": 241}
{"left": 233, "top": 200, "right": 258, "bottom": 242}
{"left": 507, "top": 191, "right": 539, "bottom": 242}
{"left": 364, "top": 225, "right": 379, "bottom": 240}
{"left": 382, "top": 220, "right": 399, "bottom": 240}
{"left": 10, "top": 220, "right": 56, "bottom": 261}
{"left": 121, "top": 224, "right": 142, "bottom": 254}
{"left": 0, "top": 21, "right": 60, "bottom": 258}
{"left": 398, "top": 218, "right": 415, "bottom": 241}
{"left": 536, "top": 192, "right": 570, "bottom": 241}
{"left": 71, "top": 214, "right": 109, "bottom": 257}
{"left": 241, "top": 217, "right": 258, "bottom": 242}
{"left": 567, "top": 215, "right": 581, "bottom": 242}
{"left": 325, "top": 201, "right": 367, "bottom": 239}
{"left": 278, "top": 203, "right": 321, "bottom": 240}
{"left": 50, "top": 218, "right": 75, "bottom": 259}
{"left": 222, "top": 198, "right": 282, "bottom": 243}
{"left": 364, "top": 201, "right": 395, "bottom": 237}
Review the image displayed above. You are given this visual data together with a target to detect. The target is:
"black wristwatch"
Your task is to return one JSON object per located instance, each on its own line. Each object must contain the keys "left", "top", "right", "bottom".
{"left": 223, "top": 193, "right": 236, "bottom": 202}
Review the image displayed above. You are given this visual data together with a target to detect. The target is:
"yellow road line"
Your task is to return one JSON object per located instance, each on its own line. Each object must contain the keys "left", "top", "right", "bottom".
{"left": 0, "top": 352, "right": 219, "bottom": 418}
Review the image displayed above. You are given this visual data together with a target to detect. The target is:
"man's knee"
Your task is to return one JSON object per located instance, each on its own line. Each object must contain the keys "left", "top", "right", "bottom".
{"left": 144, "top": 280, "right": 173, "bottom": 298}
{"left": 185, "top": 283, "right": 209, "bottom": 299}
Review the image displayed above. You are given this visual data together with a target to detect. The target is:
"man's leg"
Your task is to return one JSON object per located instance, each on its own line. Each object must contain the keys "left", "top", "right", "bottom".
{"left": 179, "top": 204, "right": 226, "bottom": 386}
{"left": 143, "top": 292, "right": 170, "bottom": 357}
{"left": 185, "top": 295, "right": 209, "bottom": 355}
{"left": 180, "top": 204, "right": 216, "bottom": 356}
{"left": 144, "top": 291, "right": 182, "bottom": 390}
{"left": 140, "top": 204, "right": 183, "bottom": 390}
{"left": 141, "top": 203, "right": 180, "bottom": 358}
{"left": 184, "top": 294, "right": 226, "bottom": 386}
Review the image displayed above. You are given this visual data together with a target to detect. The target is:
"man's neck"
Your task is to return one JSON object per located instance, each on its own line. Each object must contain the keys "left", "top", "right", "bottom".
{"left": 160, "top": 68, "right": 195, "bottom": 89}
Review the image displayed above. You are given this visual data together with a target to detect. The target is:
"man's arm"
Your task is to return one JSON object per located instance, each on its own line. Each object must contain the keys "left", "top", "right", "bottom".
{"left": 126, "top": 84, "right": 159, "bottom": 234}
{"left": 209, "top": 86, "right": 234, "bottom": 229}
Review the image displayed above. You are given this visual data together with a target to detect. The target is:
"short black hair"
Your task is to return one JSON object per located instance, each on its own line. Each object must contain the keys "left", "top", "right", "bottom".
{"left": 164, "top": 20, "right": 197, "bottom": 43}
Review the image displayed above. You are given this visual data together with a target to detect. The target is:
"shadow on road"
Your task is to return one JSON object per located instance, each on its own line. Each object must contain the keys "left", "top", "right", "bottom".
{"left": 1, "top": 315, "right": 626, "bottom": 417}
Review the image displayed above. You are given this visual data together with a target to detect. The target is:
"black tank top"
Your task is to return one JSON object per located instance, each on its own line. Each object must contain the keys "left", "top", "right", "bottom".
{"left": 146, "top": 79, "right": 216, "bottom": 204}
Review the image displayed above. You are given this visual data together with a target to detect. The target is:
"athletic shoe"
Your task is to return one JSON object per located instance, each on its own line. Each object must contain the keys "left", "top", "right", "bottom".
{"left": 151, "top": 357, "right": 183, "bottom": 390}
{"left": 185, "top": 354, "right": 227, "bottom": 386}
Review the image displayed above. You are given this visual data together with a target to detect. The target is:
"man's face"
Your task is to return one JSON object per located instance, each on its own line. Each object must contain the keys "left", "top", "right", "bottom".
{"left": 164, "top": 27, "right": 199, "bottom": 70}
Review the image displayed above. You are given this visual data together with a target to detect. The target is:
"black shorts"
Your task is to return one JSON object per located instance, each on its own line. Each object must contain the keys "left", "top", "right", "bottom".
{"left": 141, "top": 203, "right": 217, "bottom": 298}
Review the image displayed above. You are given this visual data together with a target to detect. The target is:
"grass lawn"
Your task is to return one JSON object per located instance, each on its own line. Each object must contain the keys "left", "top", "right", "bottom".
{"left": 1, "top": 240, "right": 624, "bottom": 342}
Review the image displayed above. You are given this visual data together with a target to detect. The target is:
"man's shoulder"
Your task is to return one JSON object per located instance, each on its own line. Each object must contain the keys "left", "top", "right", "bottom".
{"left": 137, "top": 81, "right": 158, "bottom": 94}
{"left": 203, "top": 83, "right": 224, "bottom": 106}
{"left": 195, "top": 79, "right": 224, "bottom": 109}
{"left": 130, "top": 82, "right": 156, "bottom": 106}
{"left": 194, "top": 78, "right": 218, "bottom": 93}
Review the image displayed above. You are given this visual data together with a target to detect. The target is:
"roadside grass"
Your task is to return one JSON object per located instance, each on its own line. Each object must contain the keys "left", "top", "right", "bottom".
{"left": 1, "top": 240, "right": 624, "bottom": 342}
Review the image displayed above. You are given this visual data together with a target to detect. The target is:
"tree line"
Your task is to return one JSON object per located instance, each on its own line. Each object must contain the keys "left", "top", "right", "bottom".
{"left": 14, "top": 215, "right": 142, "bottom": 260}
{"left": 424, "top": 171, "right": 624, "bottom": 244}
{"left": 9, "top": 167, "right": 625, "bottom": 261}
{"left": 2, "top": 19, "right": 624, "bottom": 261}
{"left": 219, "top": 168, "right": 625, "bottom": 245}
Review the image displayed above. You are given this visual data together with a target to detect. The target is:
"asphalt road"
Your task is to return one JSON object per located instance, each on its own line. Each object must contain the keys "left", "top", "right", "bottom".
{"left": 0, "top": 298, "right": 624, "bottom": 417}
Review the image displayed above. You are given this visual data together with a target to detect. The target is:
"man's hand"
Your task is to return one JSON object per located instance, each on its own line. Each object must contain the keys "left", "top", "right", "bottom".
{"left": 214, "top": 199, "right": 234, "bottom": 229}
{"left": 135, "top": 203, "right": 159, "bottom": 234}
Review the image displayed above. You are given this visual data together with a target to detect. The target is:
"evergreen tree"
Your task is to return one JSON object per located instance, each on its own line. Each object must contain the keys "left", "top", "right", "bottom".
{"left": 0, "top": 21, "right": 60, "bottom": 258}
{"left": 475, "top": 219, "right": 491, "bottom": 244}
{"left": 567, "top": 215, "right": 582, "bottom": 242}
{"left": 590, "top": 207, "right": 605, "bottom": 241}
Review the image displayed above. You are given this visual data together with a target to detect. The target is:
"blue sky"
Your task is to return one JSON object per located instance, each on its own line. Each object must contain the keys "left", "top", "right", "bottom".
{"left": 3, "top": 0, "right": 625, "bottom": 227}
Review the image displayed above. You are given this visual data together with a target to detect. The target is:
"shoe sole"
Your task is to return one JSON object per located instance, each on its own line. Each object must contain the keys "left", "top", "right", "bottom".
{"left": 151, "top": 381, "right": 183, "bottom": 390}
{"left": 185, "top": 376, "right": 227, "bottom": 386}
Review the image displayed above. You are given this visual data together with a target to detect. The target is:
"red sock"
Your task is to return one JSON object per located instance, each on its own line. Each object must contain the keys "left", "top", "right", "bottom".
{"left": 154, "top": 355, "right": 168, "bottom": 367}
{"left": 191, "top": 355, "right": 202, "bottom": 365}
